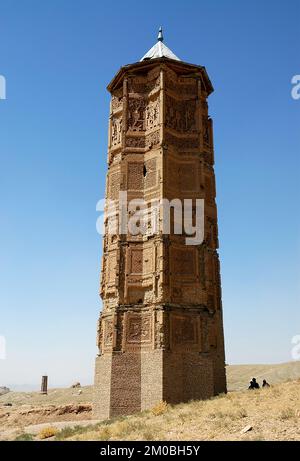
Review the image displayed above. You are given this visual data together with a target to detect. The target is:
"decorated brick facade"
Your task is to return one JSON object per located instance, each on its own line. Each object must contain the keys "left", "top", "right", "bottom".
{"left": 94, "top": 32, "right": 226, "bottom": 419}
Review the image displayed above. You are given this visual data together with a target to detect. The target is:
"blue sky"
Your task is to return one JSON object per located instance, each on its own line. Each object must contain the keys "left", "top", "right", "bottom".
{"left": 0, "top": 0, "right": 299, "bottom": 388}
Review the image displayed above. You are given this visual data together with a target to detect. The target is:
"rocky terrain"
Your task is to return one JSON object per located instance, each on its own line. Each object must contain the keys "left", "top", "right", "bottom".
{"left": 0, "top": 387, "right": 10, "bottom": 396}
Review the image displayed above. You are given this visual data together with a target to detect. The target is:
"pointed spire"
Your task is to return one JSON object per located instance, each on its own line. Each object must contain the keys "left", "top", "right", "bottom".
{"left": 157, "top": 26, "right": 163, "bottom": 42}
{"left": 140, "top": 27, "right": 181, "bottom": 62}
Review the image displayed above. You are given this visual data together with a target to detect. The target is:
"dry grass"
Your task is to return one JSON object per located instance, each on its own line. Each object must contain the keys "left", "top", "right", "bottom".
{"left": 38, "top": 426, "right": 58, "bottom": 439}
{"left": 63, "top": 380, "right": 300, "bottom": 441}
{"left": 151, "top": 401, "right": 169, "bottom": 416}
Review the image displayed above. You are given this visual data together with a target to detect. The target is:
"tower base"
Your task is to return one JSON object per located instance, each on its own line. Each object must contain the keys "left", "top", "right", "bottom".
{"left": 93, "top": 349, "right": 225, "bottom": 419}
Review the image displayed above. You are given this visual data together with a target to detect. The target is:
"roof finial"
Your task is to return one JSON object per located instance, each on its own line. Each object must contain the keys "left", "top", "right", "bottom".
{"left": 140, "top": 26, "right": 180, "bottom": 61}
{"left": 157, "top": 26, "right": 163, "bottom": 42}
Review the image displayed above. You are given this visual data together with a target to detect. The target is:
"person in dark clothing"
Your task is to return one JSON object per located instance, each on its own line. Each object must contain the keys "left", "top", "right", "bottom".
{"left": 248, "top": 377, "right": 260, "bottom": 389}
{"left": 262, "top": 379, "right": 270, "bottom": 388}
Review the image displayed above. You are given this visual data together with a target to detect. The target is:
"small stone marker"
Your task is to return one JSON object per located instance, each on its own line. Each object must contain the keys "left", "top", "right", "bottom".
{"left": 41, "top": 375, "right": 48, "bottom": 394}
{"left": 240, "top": 425, "right": 253, "bottom": 434}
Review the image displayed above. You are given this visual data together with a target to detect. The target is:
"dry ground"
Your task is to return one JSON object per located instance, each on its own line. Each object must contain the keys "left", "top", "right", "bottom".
{"left": 0, "top": 385, "right": 93, "bottom": 408}
{"left": 64, "top": 380, "right": 300, "bottom": 441}
{"left": 1, "top": 361, "right": 300, "bottom": 441}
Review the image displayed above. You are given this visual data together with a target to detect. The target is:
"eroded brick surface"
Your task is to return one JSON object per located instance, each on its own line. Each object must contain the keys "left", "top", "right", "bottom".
{"left": 94, "top": 58, "right": 226, "bottom": 419}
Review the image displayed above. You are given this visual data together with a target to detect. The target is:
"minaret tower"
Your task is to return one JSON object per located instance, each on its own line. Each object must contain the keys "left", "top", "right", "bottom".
{"left": 94, "top": 28, "right": 226, "bottom": 419}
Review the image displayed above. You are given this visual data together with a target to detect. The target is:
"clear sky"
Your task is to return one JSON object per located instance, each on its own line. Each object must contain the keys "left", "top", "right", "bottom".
{"left": 0, "top": 0, "right": 299, "bottom": 388}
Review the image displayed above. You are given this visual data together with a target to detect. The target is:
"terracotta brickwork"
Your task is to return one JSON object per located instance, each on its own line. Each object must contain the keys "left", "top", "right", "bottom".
{"left": 93, "top": 56, "right": 226, "bottom": 419}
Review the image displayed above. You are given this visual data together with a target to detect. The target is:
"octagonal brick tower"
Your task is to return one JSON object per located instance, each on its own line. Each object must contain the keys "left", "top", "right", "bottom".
{"left": 93, "top": 28, "right": 227, "bottom": 419}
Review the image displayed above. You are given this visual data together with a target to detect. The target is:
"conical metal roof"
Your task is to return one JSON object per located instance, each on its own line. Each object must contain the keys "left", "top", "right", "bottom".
{"left": 140, "top": 27, "right": 181, "bottom": 61}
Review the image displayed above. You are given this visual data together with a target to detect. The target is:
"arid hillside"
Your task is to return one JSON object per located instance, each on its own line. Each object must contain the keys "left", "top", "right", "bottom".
{"left": 0, "top": 361, "right": 299, "bottom": 441}
{"left": 63, "top": 379, "right": 300, "bottom": 441}
{"left": 226, "top": 361, "right": 300, "bottom": 391}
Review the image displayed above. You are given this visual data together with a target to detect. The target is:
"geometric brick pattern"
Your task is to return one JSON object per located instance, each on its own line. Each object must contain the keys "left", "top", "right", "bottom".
{"left": 94, "top": 56, "right": 227, "bottom": 420}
